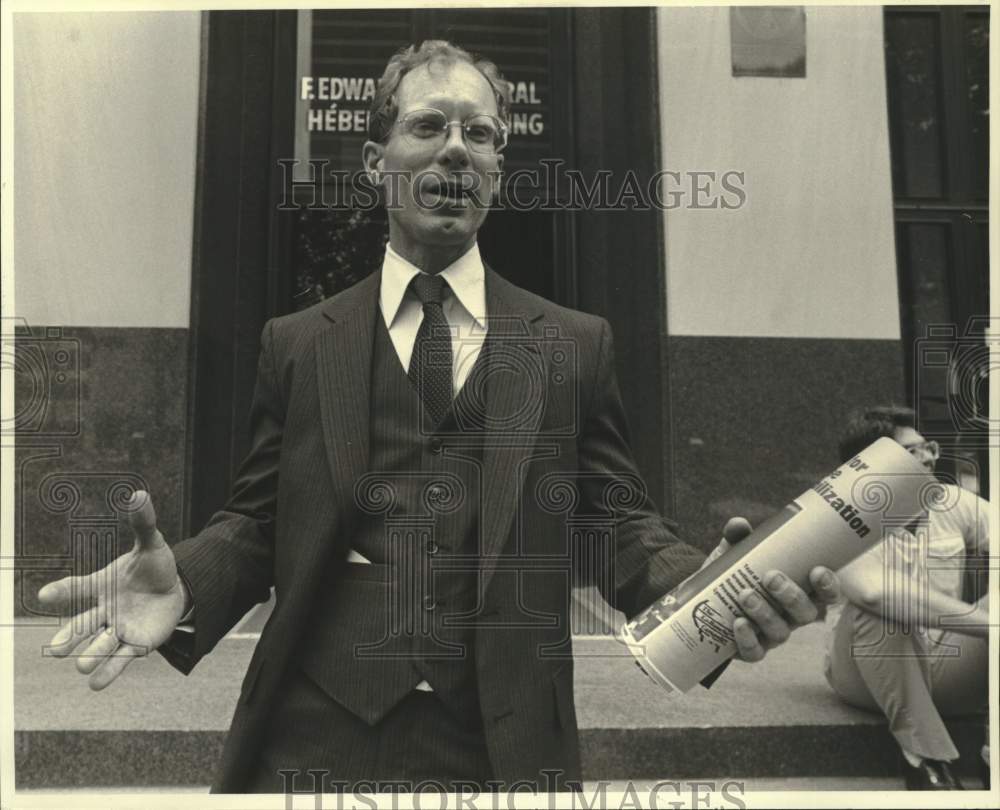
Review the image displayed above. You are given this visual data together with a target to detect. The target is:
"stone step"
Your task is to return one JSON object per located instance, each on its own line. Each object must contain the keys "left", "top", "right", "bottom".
{"left": 14, "top": 624, "right": 988, "bottom": 789}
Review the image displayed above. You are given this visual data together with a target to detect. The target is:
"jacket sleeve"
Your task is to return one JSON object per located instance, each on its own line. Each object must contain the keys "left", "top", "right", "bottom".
{"left": 574, "top": 318, "right": 706, "bottom": 620}
{"left": 158, "top": 320, "right": 284, "bottom": 674}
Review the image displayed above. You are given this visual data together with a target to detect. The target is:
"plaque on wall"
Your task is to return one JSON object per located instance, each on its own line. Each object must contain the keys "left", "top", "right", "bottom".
{"left": 730, "top": 6, "right": 807, "bottom": 78}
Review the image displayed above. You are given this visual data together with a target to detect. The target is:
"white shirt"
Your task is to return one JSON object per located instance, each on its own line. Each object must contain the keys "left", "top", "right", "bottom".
{"left": 829, "top": 483, "right": 990, "bottom": 643}
{"left": 379, "top": 242, "right": 488, "bottom": 394}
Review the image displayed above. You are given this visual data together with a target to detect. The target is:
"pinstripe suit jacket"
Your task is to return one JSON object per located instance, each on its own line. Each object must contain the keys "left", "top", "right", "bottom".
{"left": 159, "top": 266, "right": 706, "bottom": 792}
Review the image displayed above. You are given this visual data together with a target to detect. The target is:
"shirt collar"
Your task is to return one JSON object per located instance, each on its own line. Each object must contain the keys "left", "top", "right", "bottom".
{"left": 380, "top": 242, "right": 487, "bottom": 330}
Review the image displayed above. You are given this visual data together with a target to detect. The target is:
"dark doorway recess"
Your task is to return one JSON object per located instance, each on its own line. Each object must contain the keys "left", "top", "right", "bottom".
{"left": 186, "top": 8, "right": 672, "bottom": 533}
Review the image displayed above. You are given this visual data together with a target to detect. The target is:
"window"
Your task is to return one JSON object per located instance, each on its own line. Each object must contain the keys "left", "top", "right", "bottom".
{"left": 885, "top": 5, "right": 989, "bottom": 491}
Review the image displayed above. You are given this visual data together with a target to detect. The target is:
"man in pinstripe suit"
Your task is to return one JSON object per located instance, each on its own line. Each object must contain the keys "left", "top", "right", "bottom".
{"left": 39, "top": 40, "right": 840, "bottom": 794}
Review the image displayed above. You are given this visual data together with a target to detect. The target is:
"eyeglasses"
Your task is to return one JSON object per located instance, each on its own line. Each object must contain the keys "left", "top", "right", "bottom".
{"left": 902, "top": 439, "right": 940, "bottom": 460}
{"left": 393, "top": 108, "right": 508, "bottom": 154}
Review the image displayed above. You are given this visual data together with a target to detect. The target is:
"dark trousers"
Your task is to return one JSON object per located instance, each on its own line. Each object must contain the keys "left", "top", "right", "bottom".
{"left": 248, "top": 664, "right": 493, "bottom": 793}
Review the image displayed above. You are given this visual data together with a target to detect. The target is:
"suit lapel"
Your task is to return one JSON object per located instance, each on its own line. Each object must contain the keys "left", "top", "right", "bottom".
{"left": 478, "top": 268, "right": 549, "bottom": 586}
{"left": 315, "top": 271, "right": 380, "bottom": 518}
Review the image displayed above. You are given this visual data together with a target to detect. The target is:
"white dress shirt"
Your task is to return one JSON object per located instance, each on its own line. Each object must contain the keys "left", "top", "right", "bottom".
{"left": 379, "top": 241, "right": 488, "bottom": 394}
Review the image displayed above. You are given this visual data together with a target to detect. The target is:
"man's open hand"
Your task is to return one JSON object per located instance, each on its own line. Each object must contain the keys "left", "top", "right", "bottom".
{"left": 37, "top": 491, "right": 188, "bottom": 690}
{"left": 705, "top": 517, "right": 841, "bottom": 663}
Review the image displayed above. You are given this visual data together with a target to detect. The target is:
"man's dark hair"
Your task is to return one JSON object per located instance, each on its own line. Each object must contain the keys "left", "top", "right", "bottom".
{"left": 838, "top": 405, "right": 916, "bottom": 462}
{"left": 367, "top": 40, "right": 512, "bottom": 143}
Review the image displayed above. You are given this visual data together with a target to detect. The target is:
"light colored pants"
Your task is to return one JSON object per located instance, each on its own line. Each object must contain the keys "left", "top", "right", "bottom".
{"left": 824, "top": 598, "right": 989, "bottom": 761}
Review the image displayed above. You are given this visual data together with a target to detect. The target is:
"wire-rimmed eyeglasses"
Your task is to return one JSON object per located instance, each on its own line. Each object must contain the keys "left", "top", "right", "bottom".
{"left": 393, "top": 108, "right": 508, "bottom": 155}
{"left": 902, "top": 439, "right": 940, "bottom": 461}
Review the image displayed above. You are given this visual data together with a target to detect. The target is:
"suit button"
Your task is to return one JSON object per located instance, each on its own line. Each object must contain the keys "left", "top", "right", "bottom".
{"left": 429, "top": 437, "right": 443, "bottom": 454}
{"left": 426, "top": 540, "right": 439, "bottom": 555}
{"left": 422, "top": 595, "right": 437, "bottom": 611}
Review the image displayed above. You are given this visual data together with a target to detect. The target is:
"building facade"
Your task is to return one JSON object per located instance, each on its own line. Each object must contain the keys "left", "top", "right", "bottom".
{"left": 12, "top": 6, "right": 990, "bottom": 618}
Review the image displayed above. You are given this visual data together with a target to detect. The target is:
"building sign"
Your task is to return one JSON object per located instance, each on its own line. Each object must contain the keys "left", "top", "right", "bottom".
{"left": 301, "top": 75, "right": 377, "bottom": 133}
{"left": 295, "top": 9, "right": 559, "bottom": 181}
{"left": 300, "top": 76, "right": 545, "bottom": 137}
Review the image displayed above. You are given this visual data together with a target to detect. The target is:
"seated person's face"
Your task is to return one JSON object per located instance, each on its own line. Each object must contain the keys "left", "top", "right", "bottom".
{"left": 892, "top": 426, "right": 939, "bottom": 473}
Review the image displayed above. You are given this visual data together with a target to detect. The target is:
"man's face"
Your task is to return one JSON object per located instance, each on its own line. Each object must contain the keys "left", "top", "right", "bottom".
{"left": 364, "top": 59, "right": 504, "bottom": 261}
{"left": 893, "top": 426, "right": 938, "bottom": 473}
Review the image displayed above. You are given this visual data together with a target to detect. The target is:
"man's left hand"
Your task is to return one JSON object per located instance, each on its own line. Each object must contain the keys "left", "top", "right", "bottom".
{"left": 705, "top": 517, "right": 841, "bottom": 664}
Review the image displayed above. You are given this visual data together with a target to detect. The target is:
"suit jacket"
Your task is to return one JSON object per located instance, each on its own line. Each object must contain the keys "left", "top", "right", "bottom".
{"left": 159, "top": 266, "right": 706, "bottom": 792}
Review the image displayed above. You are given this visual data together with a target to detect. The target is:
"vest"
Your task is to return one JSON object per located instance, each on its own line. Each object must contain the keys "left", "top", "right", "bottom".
{"left": 296, "top": 306, "right": 490, "bottom": 728}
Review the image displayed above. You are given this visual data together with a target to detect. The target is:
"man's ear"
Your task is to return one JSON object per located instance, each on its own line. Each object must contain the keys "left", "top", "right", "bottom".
{"left": 362, "top": 141, "right": 384, "bottom": 183}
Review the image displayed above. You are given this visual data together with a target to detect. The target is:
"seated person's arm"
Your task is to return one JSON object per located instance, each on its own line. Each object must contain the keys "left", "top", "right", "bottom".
{"left": 839, "top": 552, "right": 989, "bottom": 637}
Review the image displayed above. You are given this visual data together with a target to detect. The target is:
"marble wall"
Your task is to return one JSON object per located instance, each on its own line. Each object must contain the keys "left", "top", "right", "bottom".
{"left": 665, "top": 335, "right": 906, "bottom": 551}
{"left": 14, "top": 327, "right": 189, "bottom": 616}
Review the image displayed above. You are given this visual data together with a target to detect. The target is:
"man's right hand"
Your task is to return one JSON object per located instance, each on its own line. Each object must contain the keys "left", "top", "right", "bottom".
{"left": 37, "top": 490, "right": 189, "bottom": 690}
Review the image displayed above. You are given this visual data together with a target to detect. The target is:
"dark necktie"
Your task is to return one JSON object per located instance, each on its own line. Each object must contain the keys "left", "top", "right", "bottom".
{"left": 408, "top": 273, "right": 453, "bottom": 425}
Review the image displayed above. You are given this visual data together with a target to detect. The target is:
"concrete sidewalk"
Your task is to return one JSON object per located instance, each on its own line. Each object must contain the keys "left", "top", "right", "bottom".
{"left": 13, "top": 620, "right": 987, "bottom": 789}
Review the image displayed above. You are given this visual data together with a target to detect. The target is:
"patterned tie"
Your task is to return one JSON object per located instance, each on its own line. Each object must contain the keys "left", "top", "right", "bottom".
{"left": 408, "top": 273, "right": 453, "bottom": 425}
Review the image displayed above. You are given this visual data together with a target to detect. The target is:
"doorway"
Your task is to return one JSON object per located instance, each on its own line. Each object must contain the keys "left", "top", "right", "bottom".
{"left": 282, "top": 7, "right": 574, "bottom": 311}
{"left": 186, "top": 8, "right": 671, "bottom": 552}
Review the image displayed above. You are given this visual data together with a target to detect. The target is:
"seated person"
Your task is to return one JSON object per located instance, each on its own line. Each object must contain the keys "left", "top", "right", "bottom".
{"left": 824, "top": 406, "right": 990, "bottom": 790}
